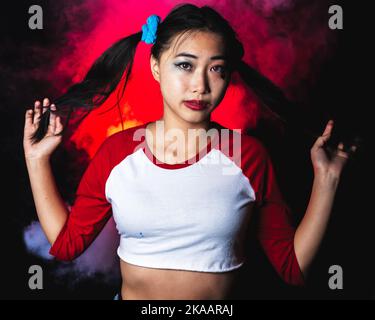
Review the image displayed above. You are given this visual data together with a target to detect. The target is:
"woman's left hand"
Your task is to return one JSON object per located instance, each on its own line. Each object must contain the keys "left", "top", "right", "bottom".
{"left": 310, "top": 120, "right": 357, "bottom": 178}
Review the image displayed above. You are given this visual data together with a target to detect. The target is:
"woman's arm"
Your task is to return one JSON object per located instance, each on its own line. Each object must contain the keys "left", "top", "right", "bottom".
{"left": 24, "top": 98, "right": 113, "bottom": 261}
{"left": 24, "top": 98, "right": 67, "bottom": 245}
{"left": 294, "top": 173, "right": 339, "bottom": 276}
{"left": 25, "top": 157, "right": 69, "bottom": 245}
{"left": 294, "top": 120, "right": 356, "bottom": 277}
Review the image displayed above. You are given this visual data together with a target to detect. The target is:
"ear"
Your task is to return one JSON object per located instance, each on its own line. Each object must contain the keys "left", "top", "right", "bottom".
{"left": 150, "top": 55, "right": 160, "bottom": 83}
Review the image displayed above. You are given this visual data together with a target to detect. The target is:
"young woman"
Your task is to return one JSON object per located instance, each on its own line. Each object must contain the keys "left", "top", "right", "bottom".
{"left": 23, "top": 4, "right": 356, "bottom": 300}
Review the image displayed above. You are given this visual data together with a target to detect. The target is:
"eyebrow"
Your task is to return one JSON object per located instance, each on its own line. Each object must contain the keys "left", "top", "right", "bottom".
{"left": 174, "top": 52, "right": 227, "bottom": 60}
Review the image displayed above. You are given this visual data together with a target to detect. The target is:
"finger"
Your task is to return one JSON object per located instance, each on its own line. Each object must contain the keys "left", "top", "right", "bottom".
{"left": 321, "top": 120, "right": 334, "bottom": 141}
{"left": 338, "top": 142, "right": 358, "bottom": 156}
{"left": 312, "top": 135, "right": 327, "bottom": 150}
{"left": 47, "top": 103, "right": 56, "bottom": 134}
{"left": 332, "top": 142, "right": 354, "bottom": 160}
{"left": 54, "top": 116, "right": 64, "bottom": 135}
{"left": 42, "top": 97, "right": 50, "bottom": 114}
{"left": 313, "top": 120, "right": 334, "bottom": 150}
{"left": 24, "top": 109, "right": 34, "bottom": 128}
{"left": 340, "top": 144, "right": 358, "bottom": 159}
{"left": 33, "top": 100, "right": 42, "bottom": 124}
{"left": 335, "top": 149, "right": 350, "bottom": 159}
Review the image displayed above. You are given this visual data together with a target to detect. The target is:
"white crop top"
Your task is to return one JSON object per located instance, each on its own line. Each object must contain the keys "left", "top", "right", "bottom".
{"left": 49, "top": 121, "right": 304, "bottom": 284}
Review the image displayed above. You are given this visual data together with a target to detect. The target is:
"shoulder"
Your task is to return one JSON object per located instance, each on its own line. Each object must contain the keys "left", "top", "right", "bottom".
{"left": 238, "top": 131, "right": 267, "bottom": 155}
{"left": 92, "top": 123, "right": 147, "bottom": 167}
{"left": 103, "top": 123, "right": 147, "bottom": 145}
{"left": 238, "top": 133, "right": 271, "bottom": 178}
{"left": 99, "top": 123, "right": 147, "bottom": 152}
{"left": 212, "top": 121, "right": 269, "bottom": 161}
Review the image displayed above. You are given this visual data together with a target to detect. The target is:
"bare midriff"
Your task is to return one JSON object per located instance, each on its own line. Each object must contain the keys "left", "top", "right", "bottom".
{"left": 119, "top": 260, "right": 241, "bottom": 300}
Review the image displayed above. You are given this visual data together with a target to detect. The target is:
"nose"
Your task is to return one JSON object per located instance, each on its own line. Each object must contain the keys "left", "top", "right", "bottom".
{"left": 191, "top": 69, "right": 210, "bottom": 95}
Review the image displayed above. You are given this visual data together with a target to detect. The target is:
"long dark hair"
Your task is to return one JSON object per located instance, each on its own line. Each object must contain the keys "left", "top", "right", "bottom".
{"left": 30, "top": 3, "right": 361, "bottom": 152}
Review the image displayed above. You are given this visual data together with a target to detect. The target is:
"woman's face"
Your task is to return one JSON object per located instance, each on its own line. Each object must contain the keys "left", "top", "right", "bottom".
{"left": 150, "top": 31, "right": 231, "bottom": 125}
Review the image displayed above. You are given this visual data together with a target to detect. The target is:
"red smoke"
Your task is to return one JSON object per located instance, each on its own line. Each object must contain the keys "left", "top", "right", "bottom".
{"left": 48, "top": 0, "right": 338, "bottom": 158}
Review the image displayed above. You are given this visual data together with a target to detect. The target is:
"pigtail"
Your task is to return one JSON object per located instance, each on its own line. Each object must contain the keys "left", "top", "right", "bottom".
{"left": 236, "top": 60, "right": 302, "bottom": 130}
{"left": 236, "top": 60, "right": 362, "bottom": 153}
{"left": 31, "top": 31, "right": 143, "bottom": 143}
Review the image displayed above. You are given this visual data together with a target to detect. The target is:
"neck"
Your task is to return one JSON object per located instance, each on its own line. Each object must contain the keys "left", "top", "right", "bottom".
{"left": 160, "top": 110, "right": 212, "bottom": 135}
{"left": 148, "top": 108, "right": 215, "bottom": 162}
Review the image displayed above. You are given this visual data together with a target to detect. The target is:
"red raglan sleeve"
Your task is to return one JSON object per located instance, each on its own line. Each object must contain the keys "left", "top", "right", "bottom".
{"left": 254, "top": 144, "right": 305, "bottom": 286}
{"left": 49, "top": 139, "right": 113, "bottom": 261}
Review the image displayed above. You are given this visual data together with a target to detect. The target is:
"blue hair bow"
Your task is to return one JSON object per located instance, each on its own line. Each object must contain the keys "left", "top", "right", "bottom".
{"left": 141, "top": 15, "right": 161, "bottom": 44}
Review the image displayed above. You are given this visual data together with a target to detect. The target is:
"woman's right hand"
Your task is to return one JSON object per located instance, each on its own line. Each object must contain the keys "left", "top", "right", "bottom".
{"left": 23, "top": 97, "right": 64, "bottom": 161}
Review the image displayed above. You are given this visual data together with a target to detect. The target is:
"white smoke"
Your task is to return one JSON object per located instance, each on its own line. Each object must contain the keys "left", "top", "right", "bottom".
{"left": 23, "top": 218, "right": 121, "bottom": 286}
{"left": 23, "top": 221, "right": 55, "bottom": 260}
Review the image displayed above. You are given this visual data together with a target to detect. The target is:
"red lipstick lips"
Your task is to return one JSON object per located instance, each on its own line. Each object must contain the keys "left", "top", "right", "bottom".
{"left": 183, "top": 100, "right": 210, "bottom": 111}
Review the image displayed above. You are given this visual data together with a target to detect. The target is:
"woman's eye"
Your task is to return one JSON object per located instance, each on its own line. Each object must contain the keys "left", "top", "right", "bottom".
{"left": 175, "top": 62, "right": 226, "bottom": 74}
{"left": 212, "top": 65, "right": 226, "bottom": 74}
{"left": 176, "top": 62, "right": 192, "bottom": 71}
